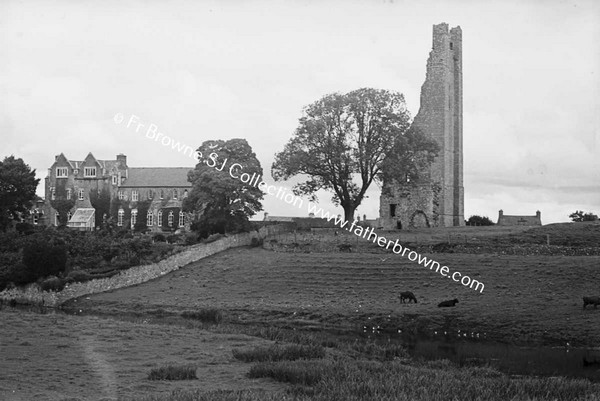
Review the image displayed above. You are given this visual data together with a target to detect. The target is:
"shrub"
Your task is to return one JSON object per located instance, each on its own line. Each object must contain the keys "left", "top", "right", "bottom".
{"left": 39, "top": 276, "right": 66, "bottom": 292}
{"left": 3, "top": 262, "right": 34, "bottom": 286}
{"left": 183, "top": 232, "right": 198, "bottom": 245}
{"left": 250, "top": 237, "right": 263, "bottom": 247}
{"left": 466, "top": 215, "right": 495, "bottom": 226}
{"left": 147, "top": 364, "right": 197, "bottom": 381}
{"left": 153, "top": 233, "right": 166, "bottom": 242}
{"left": 233, "top": 344, "right": 326, "bottom": 363}
{"left": 15, "top": 222, "right": 35, "bottom": 235}
{"left": 22, "top": 237, "right": 67, "bottom": 282}
{"left": 181, "top": 308, "right": 223, "bottom": 324}
{"left": 166, "top": 234, "right": 181, "bottom": 244}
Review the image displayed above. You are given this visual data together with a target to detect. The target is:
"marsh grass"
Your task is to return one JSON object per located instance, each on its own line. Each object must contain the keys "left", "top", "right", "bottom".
{"left": 232, "top": 344, "right": 326, "bottom": 362}
{"left": 181, "top": 308, "right": 223, "bottom": 324}
{"left": 243, "top": 358, "right": 600, "bottom": 401}
{"left": 147, "top": 364, "right": 197, "bottom": 381}
{"left": 248, "top": 360, "right": 328, "bottom": 386}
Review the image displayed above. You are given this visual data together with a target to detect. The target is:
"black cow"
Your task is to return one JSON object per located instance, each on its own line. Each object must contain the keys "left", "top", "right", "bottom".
{"left": 400, "top": 291, "right": 418, "bottom": 304}
{"left": 583, "top": 296, "right": 600, "bottom": 309}
{"left": 438, "top": 298, "right": 459, "bottom": 307}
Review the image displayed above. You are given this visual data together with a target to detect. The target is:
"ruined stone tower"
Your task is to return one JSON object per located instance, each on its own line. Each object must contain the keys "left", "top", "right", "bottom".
{"left": 379, "top": 23, "right": 464, "bottom": 229}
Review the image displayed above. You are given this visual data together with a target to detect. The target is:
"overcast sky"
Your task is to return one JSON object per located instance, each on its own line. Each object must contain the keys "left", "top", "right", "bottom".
{"left": 1, "top": 0, "right": 598, "bottom": 224}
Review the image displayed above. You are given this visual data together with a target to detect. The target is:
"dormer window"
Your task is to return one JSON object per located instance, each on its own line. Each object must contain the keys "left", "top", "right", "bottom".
{"left": 173, "top": 189, "right": 178, "bottom": 200}
{"left": 56, "top": 167, "right": 68, "bottom": 178}
{"left": 84, "top": 167, "right": 96, "bottom": 177}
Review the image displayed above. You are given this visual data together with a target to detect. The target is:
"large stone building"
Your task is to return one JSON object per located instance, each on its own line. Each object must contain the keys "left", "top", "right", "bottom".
{"left": 44, "top": 153, "right": 192, "bottom": 231}
{"left": 379, "top": 23, "right": 464, "bottom": 229}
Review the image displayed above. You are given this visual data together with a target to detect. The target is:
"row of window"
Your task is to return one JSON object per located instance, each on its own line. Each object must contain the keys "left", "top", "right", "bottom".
{"left": 49, "top": 187, "right": 85, "bottom": 201}
{"left": 53, "top": 210, "right": 186, "bottom": 228}
{"left": 56, "top": 167, "right": 97, "bottom": 178}
{"left": 118, "top": 189, "right": 188, "bottom": 201}
{"left": 49, "top": 188, "right": 189, "bottom": 202}
{"left": 117, "top": 209, "right": 185, "bottom": 228}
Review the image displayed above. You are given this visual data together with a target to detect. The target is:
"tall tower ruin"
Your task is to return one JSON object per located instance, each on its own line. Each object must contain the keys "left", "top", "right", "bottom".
{"left": 379, "top": 23, "right": 464, "bottom": 229}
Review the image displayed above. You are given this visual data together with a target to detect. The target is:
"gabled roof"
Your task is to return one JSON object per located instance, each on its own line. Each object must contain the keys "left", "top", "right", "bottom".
{"left": 120, "top": 167, "right": 193, "bottom": 188}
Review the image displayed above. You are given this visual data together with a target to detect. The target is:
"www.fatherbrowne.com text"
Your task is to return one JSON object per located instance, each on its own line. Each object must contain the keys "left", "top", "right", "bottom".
{"left": 305, "top": 204, "right": 484, "bottom": 293}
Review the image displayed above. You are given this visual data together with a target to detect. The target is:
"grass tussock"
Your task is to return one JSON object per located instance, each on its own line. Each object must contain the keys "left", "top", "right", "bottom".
{"left": 147, "top": 364, "right": 197, "bottom": 381}
{"left": 180, "top": 308, "right": 223, "bottom": 324}
{"left": 232, "top": 344, "right": 326, "bottom": 362}
{"left": 248, "top": 360, "right": 328, "bottom": 386}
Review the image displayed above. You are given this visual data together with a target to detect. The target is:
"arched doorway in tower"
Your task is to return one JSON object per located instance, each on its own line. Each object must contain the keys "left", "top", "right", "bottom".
{"left": 410, "top": 210, "right": 430, "bottom": 228}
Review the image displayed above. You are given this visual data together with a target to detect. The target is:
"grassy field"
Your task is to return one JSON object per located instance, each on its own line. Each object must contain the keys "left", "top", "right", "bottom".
{"left": 67, "top": 226, "right": 600, "bottom": 346}
{"left": 5, "top": 222, "right": 600, "bottom": 400}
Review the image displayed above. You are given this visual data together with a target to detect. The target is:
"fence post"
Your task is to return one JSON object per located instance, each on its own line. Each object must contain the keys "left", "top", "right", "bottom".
{"left": 546, "top": 234, "right": 550, "bottom": 246}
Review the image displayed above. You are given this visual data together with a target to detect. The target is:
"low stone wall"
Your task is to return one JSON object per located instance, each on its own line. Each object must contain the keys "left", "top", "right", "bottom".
{"left": 0, "top": 224, "right": 292, "bottom": 307}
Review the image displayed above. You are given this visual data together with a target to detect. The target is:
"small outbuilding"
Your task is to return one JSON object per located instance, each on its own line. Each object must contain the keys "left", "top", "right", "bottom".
{"left": 497, "top": 210, "right": 542, "bottom": 226}
{"left": 67, "top": 208, "right": 96, "bottom": 231}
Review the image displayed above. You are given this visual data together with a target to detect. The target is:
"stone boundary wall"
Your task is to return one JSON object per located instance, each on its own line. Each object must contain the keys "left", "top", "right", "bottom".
{"left": 0, "top": 224, "right": 292, "bottom": 307}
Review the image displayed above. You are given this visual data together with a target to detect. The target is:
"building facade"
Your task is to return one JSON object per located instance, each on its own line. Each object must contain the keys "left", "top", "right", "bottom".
{"left": 44, "top": 153, "right": 192, "bottom": 231}
{"left": 379, "top": 23, "right": 464, "bottom": 230}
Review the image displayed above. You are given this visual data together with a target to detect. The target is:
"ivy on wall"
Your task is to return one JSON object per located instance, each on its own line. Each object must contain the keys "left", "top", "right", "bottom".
{"left": 159, "top": 207, "right": 180, "bottom": 232}
{"left": 50, "top": 179, "right": 75, "bottom": 226}
{"left": 134, "top": 200, "right": 151, "bottom": 232}
{"left": 110, "top": 197, "right": 131, "bottom": 229}
{"left": 89, "top": 188, "right": 111, "bottom": 227}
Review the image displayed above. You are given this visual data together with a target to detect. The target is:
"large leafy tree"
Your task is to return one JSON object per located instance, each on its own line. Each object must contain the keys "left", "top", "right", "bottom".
{"left": 0, "top": 155, "right": 40, "bottom": 230}
{"left": 272, "top": 88, "right": 439, "bottom": 221}
{"left": 183, "top": 138, "right": 263, "bottom": 237}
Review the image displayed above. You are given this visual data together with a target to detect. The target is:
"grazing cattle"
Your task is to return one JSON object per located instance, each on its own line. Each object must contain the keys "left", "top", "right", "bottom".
{"left": 400, "top": 291, "right": 418, "bottom": 304}
{"left": 583, "top": 296, "right": 600, "bottom": 309}
{"left": 438, "top": 299, "right": 459, "bottom": 307}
